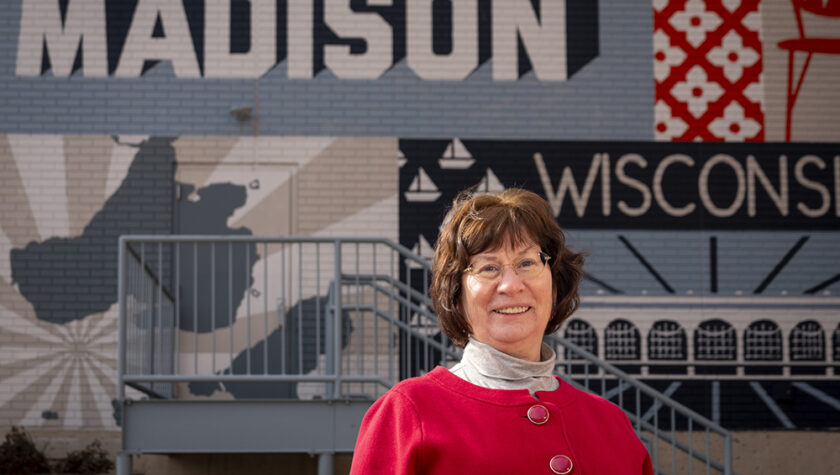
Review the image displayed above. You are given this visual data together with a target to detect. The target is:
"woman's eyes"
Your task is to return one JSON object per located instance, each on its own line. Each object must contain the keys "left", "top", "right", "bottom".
{"left": 478, "top": 264, "right": 499, "bottom": 274}
{"left": 475, "top": 259, "right": 536, "bottom": 274}
{"left": 518, "top": 258, "right": 537, "bottom": 269}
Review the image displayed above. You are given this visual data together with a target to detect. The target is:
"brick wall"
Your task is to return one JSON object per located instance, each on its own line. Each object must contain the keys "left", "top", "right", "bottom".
{"left": 0, "top": 0, "right": 838, "bottom": 435}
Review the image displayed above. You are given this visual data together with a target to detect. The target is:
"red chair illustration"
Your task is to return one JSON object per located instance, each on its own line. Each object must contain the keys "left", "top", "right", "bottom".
{"left": 777, "top": 0, "right": 840, "bottom": 141}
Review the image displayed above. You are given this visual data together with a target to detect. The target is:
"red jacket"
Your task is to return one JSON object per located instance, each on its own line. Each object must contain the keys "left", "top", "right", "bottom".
{"left": 351, "top": 367, "right": 653, "bottom": 474}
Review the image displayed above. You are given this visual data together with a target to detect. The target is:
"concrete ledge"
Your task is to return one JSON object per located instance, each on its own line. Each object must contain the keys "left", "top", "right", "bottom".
{"left": 122, "top": 399, "right": 372, "bottom": 454}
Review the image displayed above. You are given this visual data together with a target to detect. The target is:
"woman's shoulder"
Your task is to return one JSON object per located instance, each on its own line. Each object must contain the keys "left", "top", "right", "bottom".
{"left": 369, "top": 367, "right": 450, "bottom": 407}
{"left": 388, "top": 366, "right": 450, "bottom": 396}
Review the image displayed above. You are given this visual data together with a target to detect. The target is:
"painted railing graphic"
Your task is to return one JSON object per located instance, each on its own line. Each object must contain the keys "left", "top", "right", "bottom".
{"left": 117, "top": 235, "right": 733, "bottom": 475}
{"left": 778, "top": 0, "right": 840, "bottom": 141}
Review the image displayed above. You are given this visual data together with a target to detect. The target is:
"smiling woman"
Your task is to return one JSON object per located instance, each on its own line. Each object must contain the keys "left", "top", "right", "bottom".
{"left": 350, "top": 188, "right": 654, "bottom": 474}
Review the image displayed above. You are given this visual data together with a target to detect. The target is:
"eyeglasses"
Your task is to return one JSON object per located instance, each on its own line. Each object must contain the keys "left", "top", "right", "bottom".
{"left": 463, "top": 252, "right": 551, "bottom": 282}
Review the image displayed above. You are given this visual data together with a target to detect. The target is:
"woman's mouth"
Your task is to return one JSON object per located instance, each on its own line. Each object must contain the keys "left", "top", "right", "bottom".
{"left": 494, "top": 306, "right": 530, "bottom": 315}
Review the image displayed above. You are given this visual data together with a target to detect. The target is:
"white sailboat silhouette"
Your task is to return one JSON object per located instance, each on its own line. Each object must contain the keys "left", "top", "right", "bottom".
{"left": 404, "top": 167, "right": 441, "bottom": 202}
{"left": 410, "top": 305, "right": 438, "bottom": 336}
{"left": 438, "top": 138, "right": 475, "bottom": 169}
{"left": 475, "top": 167, "right": 505, "bottom": 193}
{"left": 407, "top": 234, "right": 435, "bottom": 269}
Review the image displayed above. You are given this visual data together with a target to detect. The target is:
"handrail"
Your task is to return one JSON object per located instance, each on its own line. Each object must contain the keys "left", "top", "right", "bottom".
{"left": 550, "top": 335, "right": 728, "bottom": 435}
{"left": 549, "top": 335, "right": 733, "bottom": 475}
{"left": 341, "top": 273, "right": 433, "bottom": 308}
{"left": 118, "top": 235, "right": 735, "bottom": 475}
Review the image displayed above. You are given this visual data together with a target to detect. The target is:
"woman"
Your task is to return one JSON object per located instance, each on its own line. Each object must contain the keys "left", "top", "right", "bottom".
{"left": 350, "top": 188, "right": 653, "bottom": 474}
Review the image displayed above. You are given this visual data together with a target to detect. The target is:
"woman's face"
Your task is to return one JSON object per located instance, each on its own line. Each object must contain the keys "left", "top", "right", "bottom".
{"left": 460, "top": 238, "right": 554, "bottom": 361}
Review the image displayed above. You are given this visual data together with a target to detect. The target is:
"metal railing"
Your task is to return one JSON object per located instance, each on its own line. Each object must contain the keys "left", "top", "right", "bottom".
{"left": 549, "top": 336, "right": 733, "bottom": 475}
{"left": 118, "top": 235, "right": 732, "bottom": 474}
{"left": 557, "top": 360, "right": 838, "bottom": 380}
{"left": 117, "top": 235, "right": 460, "bottom": 404}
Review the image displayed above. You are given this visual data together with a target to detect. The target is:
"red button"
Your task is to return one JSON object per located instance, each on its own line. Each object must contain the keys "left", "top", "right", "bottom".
{"left": 527, "top": 404, "right": 549, "bottom": 425}
{"left": 549, "top": 454, "right": 573, "bottom": 474}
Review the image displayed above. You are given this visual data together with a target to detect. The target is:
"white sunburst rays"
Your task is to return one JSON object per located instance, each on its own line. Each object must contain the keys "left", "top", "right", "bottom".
{"left": 7, "top": 135, "right": 70, "bottom": 240}
{"left": 0, "top": 306, "right": 67, "bottom": 420}
{"left": 18, "top": 356, "right": 73, "bottom": 426}
{"left": 82, "top": 353, "right": 119, "bottom": 428}
{"left": 1, "top": 302, "right": 120, "bottom": 428}
{"left": 187, "top": 136, "right": 336, "bottom": 226}
{"left": 59, "top": 308, "right": 121, "bottom": 429}
{"left": 0, "top": 226, "right": 13, "bottom": 285}
{"left": 62, "top": 363, "right": 84, "bottom": 427}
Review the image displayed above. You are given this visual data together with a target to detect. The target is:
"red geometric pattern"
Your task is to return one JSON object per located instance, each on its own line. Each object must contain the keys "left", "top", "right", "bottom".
{"left": 654, "top": 0, "right": 764, "bottom": 142}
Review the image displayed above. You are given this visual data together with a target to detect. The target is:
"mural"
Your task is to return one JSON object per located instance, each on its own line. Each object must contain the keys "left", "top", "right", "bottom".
{"left": 0, "top": 134, "right": 398, "bottom": 427}
{"left": 1, "top": 0, "right": 839, "bottom": 437}
{"left": 399, "top": 138, "right": 840, "bottom": 428}
{"left": 653, "top": 0, "right": 764, "bottom": 141}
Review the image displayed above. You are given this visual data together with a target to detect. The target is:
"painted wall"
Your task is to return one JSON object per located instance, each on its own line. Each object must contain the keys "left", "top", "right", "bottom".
{"left": 0, "top": 0, "right": 838, "bottom": 434}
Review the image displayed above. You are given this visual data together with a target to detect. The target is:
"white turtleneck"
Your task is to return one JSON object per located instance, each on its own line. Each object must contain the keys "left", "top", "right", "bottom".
{"left": 449, "top": 337, "right": 560, "bottom": 396}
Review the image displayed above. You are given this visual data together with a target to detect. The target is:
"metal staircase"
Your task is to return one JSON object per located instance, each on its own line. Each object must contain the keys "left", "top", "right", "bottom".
{"left": 117, "top": 235, "right": 733, "bottom": 475}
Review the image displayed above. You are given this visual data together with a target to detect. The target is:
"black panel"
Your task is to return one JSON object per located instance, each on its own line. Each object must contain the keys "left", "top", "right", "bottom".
{"left": 399, "top": 140, "right": 840, "bottom": 240}
{"left": 566, "top": 0, "right": 599, "bottom": 77}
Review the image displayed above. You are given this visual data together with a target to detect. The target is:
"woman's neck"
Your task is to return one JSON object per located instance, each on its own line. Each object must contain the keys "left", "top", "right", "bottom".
{"left": 448, "top": 337, "right": 559, "bottom": 395}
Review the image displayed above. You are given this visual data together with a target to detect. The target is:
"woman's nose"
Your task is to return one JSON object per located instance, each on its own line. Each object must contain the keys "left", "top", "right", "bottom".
{"left": 496, "top": 266, "right": 525, "bottom": 293}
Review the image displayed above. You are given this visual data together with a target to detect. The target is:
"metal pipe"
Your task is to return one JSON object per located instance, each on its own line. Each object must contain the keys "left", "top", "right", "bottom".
{"left": 333, "top": 240, "right": 342, "bottom": 398}
{"left": 117, "top": 237, "right": 127, "bottom": 401}
{"left": 123, "top": 374, "right": 389, "bottom": 384}
{"left": 318, "top": 453, "right": 333, "bottom": 475}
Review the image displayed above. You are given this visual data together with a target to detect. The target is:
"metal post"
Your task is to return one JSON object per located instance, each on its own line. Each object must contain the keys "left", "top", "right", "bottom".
{"left": 118, "top": 238, "right": 127, "bottom": 401}
{"left": 333, "top": 240, "right": 342, "bottom": 399}
{"left": 318, "top": 452, "right": 334, "bottom": 475}
{"left": 117, "top": 452, "right": 132, "bottom": 475}
{"left": 724, "top": 432, "right": 732, "bottom": 475}
{"left": 117, "top": 238, "right": 130, "bottom": 475}
{"left": 325, "top": 286, "right": 335, "bottom": 399}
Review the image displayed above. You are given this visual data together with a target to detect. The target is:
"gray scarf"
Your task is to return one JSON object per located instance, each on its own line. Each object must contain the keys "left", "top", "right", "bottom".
{"left": 449, "top": 337, "right": 559, "bottom": 396}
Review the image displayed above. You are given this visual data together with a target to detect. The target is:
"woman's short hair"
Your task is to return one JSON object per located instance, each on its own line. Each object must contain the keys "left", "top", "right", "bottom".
{"left": 430, "top": 188, "right": 585, "bottom": 347}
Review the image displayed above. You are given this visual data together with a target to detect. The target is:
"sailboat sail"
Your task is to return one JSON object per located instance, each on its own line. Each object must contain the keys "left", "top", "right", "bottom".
{"left": 398, "top": 148, "right": 407, "bottom": 168}
{"left": 407, "top": 234, "right": 435, "bottom": 269}
{"left": 405, "top": 167, "right": 441, "bottom": 202}
{"left": 476, "top": 167, "right": 505, "bottom": 193}
{"left": 438, "top": 138, "right": 475, "bottom": 169}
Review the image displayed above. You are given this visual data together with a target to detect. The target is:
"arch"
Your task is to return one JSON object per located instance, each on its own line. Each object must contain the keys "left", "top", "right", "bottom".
{"left": 563, "top": 318, "right": 598, "bottom": 359}
{"left": 605, "top": 319, "right": 641, "bottom": 360}
{"left": 790, "top": 320, "right": 825, "bottom": 361}
{"left": 648, "top": 320, "right": 687, "bottom": 360}
{"left": 694, "top": 319, "right": 736, "bottom": 360}
{"left": 834, "top": 322, "right": 840, "bottom": 361}
{"left": 743, "top": 319, "right": 782, "bottom": 361}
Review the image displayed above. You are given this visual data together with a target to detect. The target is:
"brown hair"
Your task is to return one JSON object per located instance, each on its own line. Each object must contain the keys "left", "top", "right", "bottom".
{"left": 430, "top": 188, "right": 585, "bottom": 347}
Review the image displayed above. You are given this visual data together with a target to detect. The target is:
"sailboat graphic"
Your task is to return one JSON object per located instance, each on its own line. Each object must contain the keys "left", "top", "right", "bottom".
{"left": 407, "top": 234, "right": 435, "bottom": 269}
{"left": 404, "top": 167, "right": 441, "bottom": 202}
{"left": 475, "top": 167, "right": 505, "bottom": 193}
{"left": 438, "top": 138, "right": 475, "bottom": 169}
{"left": 410, "top": 305, "right": 438, "bottom": 336}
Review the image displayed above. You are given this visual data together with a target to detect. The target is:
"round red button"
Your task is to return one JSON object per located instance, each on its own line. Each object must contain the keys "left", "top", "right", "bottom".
{"left": 527, "top": 404, "right": 549, "bottom": 425}
{"left": 549, "top": 454, "right": 573, "bottom": 474}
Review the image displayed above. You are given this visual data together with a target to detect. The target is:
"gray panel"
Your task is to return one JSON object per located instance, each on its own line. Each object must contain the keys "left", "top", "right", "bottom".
{"left": 122, "top": 399, "right": 372, "bottom": 454}
{"left": 569, "top": 230, "right": 840, "bottom": 300}
{"left": 0, "top": 0, "right": 653, "bottom": 140}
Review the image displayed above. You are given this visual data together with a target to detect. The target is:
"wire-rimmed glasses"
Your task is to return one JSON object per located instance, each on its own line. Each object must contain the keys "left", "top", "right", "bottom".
{"left": 463, "top": 252, "right": 551, "bottom": 282}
